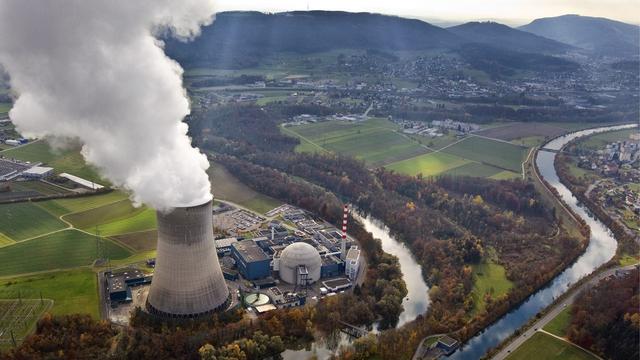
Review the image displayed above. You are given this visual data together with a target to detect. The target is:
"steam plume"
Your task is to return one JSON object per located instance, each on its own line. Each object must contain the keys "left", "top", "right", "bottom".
{"left": 0, "top": 1, "right": 217, "bottom": 210}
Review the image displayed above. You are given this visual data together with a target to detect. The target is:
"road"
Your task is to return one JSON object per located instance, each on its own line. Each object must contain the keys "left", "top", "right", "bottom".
{"left": 491, "top": 264, "right": 637, "bottom": 360}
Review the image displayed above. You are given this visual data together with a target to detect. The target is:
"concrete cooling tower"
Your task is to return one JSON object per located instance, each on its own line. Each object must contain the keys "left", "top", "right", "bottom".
{"left": 146, "top": 200, "right": 229, "bottom": 318}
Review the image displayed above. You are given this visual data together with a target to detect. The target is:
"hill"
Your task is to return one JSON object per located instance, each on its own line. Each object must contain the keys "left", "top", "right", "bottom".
{"left": 519, "top": 14, "right": 639, "bottom": 57}
{"left": 448, "top": 21, "right": 573, "bottom": 54}
{"left": 164, "top": 11, "right": 463, "bottom": 68}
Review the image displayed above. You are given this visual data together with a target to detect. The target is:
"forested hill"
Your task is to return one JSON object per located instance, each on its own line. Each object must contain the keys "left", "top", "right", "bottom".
{"left": 163, "top": 11, "right": 579, "bottom": 71}
{"left": 164, "top": 11, "right": 463, "bottom": 68}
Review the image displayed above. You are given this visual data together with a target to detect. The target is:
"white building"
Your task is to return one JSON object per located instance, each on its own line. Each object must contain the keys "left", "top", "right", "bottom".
{"left": 279, "top": 242, "right": 322, "bottom": 286}
{"left": 22, "top": 166, "right": 54, "bottom": 179}
{"left": 345, "top": 246, "right": 361, "bottom": 280}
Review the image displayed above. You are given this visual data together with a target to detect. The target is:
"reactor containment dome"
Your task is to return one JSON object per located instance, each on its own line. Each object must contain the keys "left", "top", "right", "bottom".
{"left": 146, "top": 200, "right": 229, "bottom": 318}
{"left": 279, "top": 242, "right": 322, "bottom": 286}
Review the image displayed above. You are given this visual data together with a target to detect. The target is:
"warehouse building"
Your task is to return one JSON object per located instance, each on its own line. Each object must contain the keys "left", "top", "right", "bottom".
{"left": 231, "top": 239, "right": 271, "bottom": 280}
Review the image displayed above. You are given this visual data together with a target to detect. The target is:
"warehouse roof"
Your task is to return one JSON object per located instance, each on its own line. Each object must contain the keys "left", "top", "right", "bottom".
{"left": 232, "top": 239, "right": 269, "bottom": 262}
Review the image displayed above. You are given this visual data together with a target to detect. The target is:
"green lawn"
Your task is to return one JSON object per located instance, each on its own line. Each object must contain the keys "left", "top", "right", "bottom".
{"left": 443, "top": 136, "right": 528, "bottom": 173}
{"left": 2, "top": 140, "right": 103, "bottom": 182}
{"left": 0, "top": 270, "right": 99, "bottom": 318}
{"left": 471, "top": 261, "right": 514, "bottom": 313}
{"left": 442, "top": 162, "right": 504, "bottom": 178}
{"left": 544, "top": 306, "right": 573, "bottom": 337}
{"left": 0, "top": 202, "right": 67, "bottom": 241}
{"left": 386, "top": 152, "right": 470, "bottom": 177}
{"left": 35, "top": 191, "right": 128, "bottom": 217}
{"left": 0, "top": 230, "right": 130, "bottom": 276}
{"left": 506, "top": 332, "right": 597, "bottom": 360}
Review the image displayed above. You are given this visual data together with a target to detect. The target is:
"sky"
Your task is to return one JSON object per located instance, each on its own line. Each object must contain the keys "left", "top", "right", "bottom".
{"left": 215, "top": 0, "right": 640, "bottom": 26}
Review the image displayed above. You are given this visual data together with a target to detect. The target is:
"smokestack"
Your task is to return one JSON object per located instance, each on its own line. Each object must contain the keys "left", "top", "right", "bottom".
{"left": 340, "top": 204, "right": 348, "bottom": 260}
{"left": 146, "top": 200, "right": 229, "bottom": 317}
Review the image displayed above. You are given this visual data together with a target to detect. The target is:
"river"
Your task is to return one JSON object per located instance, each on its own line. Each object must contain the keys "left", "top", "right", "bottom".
{"left": 448, "top": 123, "right": 638, "bottom": 359}
{"left": 282, "top": 213, "right": 431, "bottom": 359}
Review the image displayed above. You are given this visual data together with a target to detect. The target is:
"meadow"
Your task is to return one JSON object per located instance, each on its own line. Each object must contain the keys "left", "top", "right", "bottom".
{"left": 543, "top": 305, "right": 572, "bottom": 337}
{"left": 442, "top": 136, "right": 528, "bottom": 173}
{"left": 0, "top": 230, "right": 130, "bottom": 277}
{"left": 208, "top": 163, "right": 281, "bottom": 214}
{"left": 575, "top": 128, "right": 636, "bottom": 151}
{"left": 35, "top": 191, "right": 129, "bottom": 217}
{"left": 0, "top": 270, "right": 99, "bottom": 318}
{"left": 386, "top": 152, "right": 470, "bottom": 176}
{"left": 0, "top": 202, "right": 67, "bottom": 241}
{"left": 471, "top": 260, "right": 514, "bottom": 313}
{"left": 506, "top": 332, "right": 597, "bottom": 360}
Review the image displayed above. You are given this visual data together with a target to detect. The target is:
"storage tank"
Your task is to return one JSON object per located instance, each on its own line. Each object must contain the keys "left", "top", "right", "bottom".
{"left": 279, "top": 242, "right": 322, "bottom": 285}
{"left": 146, "top": 200, "right": 229, "bottom": 317}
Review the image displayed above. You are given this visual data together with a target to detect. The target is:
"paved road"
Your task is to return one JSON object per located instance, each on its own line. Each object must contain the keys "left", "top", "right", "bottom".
{"left": 491, "top": 264, "right": 637, "bottom": 360}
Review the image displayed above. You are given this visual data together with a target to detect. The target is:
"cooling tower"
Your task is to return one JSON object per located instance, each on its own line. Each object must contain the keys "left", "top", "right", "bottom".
{"left": 146, "top": 200, "right": 229, "bottom": 318}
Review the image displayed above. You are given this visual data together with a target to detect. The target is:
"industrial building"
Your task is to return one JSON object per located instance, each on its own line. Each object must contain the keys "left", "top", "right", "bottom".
{"left": 345, "top": 246, "right": 361, "bottom": 280}
{"left": 21, "top": 166, "right": 53, "bottom": 179}
{"left": 278, "top": 242, "right": 322, "bottom": 286}
{"left": 231, "top": 239, "right": 271, "bottom": 280}
{"left": 106, "top": 268, "right": 151, "bottom": 303}
{"left": 146, "top": 200, "right": 230, "bottom": 318}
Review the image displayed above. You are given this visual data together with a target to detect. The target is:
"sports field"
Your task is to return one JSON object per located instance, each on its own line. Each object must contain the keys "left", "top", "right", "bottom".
{"left": 0, "top": 202, "right": 67, "bottom": 241}
{"left": 0, "top": 230, "right": 130, "bottom": 277}
{"left": 506, "top": 332, "right": 597, "bottom": 360}
{"left": 442, "top": 136, "right": 529, "bottom": 173}
{"left": 471, "top": 260, "right": 513, "bottom": 313}
{"left": 0, "top": 270, "right": 99, "bottom": 318}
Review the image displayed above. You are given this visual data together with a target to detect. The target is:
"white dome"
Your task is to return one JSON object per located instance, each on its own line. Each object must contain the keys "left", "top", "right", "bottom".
{"left": 279, "top": 242, "right": 322, "bottom": 285}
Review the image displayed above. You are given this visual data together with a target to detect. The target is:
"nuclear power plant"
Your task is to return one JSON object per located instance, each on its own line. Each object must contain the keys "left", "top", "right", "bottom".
{"left": 146, "top": 200, "right": 229, "bottom": 318}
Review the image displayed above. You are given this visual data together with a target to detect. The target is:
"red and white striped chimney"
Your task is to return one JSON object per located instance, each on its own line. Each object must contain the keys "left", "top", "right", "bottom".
{"left": 341, "top": 204, "right": 348, "bottom": 260}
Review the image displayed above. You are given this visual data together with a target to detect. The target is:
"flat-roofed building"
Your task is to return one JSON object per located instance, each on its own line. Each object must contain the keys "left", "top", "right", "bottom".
{"left": 231, "top": 239, "right": 271, "bottom": 280}
{"left": 345, "top": 246, "right": 361, "bottom": 280}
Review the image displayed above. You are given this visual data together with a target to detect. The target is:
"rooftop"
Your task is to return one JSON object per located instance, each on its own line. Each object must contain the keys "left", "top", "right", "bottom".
{"left": 232, "top": 239, "right": 269, "bottom": 262}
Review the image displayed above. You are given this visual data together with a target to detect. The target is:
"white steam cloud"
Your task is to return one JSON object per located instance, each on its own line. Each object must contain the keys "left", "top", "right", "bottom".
{"left": 0, "top": 1, "right": 217, "bottom": 210}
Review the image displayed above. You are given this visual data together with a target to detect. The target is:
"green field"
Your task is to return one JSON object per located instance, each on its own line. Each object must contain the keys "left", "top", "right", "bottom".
{"left": 0, "top": 103, "right": 11, "bottom": 116}
{"left": 576, "top": 129, "right": 636, "bottom": 151}
{"left": 2, "top": 140, "right": 103, "bottom": 182}
{"left": 0, "top": 234, "right": 12, "bottom": 246}
{"left": 209, "top": 163, "right": 282, "bottom": 214}
{"left": 386, "top": 152, "right": 470, "bottom": 176}
{"left": 0, "top": 230, "right": 130, "bottom": 277}
{"left": 506, "top": 332, "right": 597, "bottom": 360}
{"left": 490, "top": 170, "right": 521, "bottom": 180}
{"left": 35, "top": 191, "right": 128, "bottom": 217}
{"left": 544, "top": 306, "right": 573, "bottom": 337}
{"left": 0, "top": 270, "right": 99, "bottom": 318}
{"left": 95, "top": 208, "right": 157, "bottom": 236}
{"left": 110, "top": 230, "right": 157, "bottom": 252}
{"left": 471, "top": 260, "right": 514, "bottom": 313}
{"left": 442, "top": 162, "right": 504, "bottom": 178}
{"left": 63, "top": 199, "right": 144, "bottom": 229}
{"left": 0, "top": 202, "right": 67, "bottom": 241}
{"left": 443, "top": 136, "right": 528, "bottom": 173}
{"left": 9, "top": 181, "right": 69, "bottom": 196}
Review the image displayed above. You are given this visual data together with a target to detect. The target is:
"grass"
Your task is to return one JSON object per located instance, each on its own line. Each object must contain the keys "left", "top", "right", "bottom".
{"left": 2, "top": 140, "right": 103, "bottom": 182}
{"left": 443, "top": 136, "right": 528, "bottom": 173}
{"left": 471, "top": 260, "right": 513, "bottom": 313}
{"left": 490, "top": 170, "right": 521, "bottom": 180}
{"left": 0, "top": 270, "right": 99, "bottom": 318}
{"left": 0, "top": 103, "right": 11, "bottom": 117}
{"left": 0, "top": 202, "right": 67, "bottom": 241}
{"left": 9, "top": 181, "right": 69, "bottom": 196}
{"left": 63, "top": 199, "right": 142, "bottom": 229}
{"left": 0, "top": 230, "right": 130, "bottom": 277}
{"left": 386, "top": 152, "right": 470, "bottom": 177}
{"left": 575, "top": 129, "right": 636, "bottom": 151}
{"left": 35, "top": 191, "right": 128, "bottom": 217}
{"left": 208, "top": 163, "right": 282, "bottom": 214}
{"left": 110, "top": 230, "right": 157, "bottom": 252}
{"left": 544, "top": 306, "right": 572, "bottom": 337}
{"left": 514, "top": 136, "right": 547, "bottom": 147}
{"left": 95, "top": 208, "right": 157, "bottom": 237}
{"left": 619, "top": 254, "right": 640, "bottom": 266}
{"left": 0, "top": 234, "right": 13, "bottom": 247}
{"left": 442, "top": 162, "right": 504, "bottom": 178}
{"left": 506, "top": 332, "right": 597, "bottom": 360}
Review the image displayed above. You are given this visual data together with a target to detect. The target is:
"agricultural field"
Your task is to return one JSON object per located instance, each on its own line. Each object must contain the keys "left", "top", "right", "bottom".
{"left": 2, "top": 140, "right": 103, "bottom": 182}
{"left": 0, "top": 270, "right": 99, "bottom": 318}
{"left": 0, "top": 299, "right": 52, "bottom": 349}
{"left": 442, "top": 162, "right": 505, "bottom": 178}
{"left": 35, "top": 191, "right": 128, "bottom": 217}
{"left": 544, "top": 305, "right": 572, "bottom": 337}
{"left": 471, "top": 260, "right": 514, "bottom": 313}
{"left": 0, "top": 230, "right": 130, "bottom": 277}
{"left": 8, "top": 181, "right": 70, "bottom": 196}
{"left": 0, "top": 202, "right": 67, "bottom": 241}
{"left": 574, "top": 128, "right": 637, "bottom": 151}
{"left": 474, "top": 122, "right": 566, "bottom": 141}
{"left": 506, "top": 332, "right": 597, "bottom": 360}
{"left": 208, "top": 163, "right": 281, "bottom": 214}
{"left": 386, "top": 152, "right": 469, "bottom": 177}
{"left": 442, "top": 136, "right": 529, "bottom": 173}
{"left": 0, "top": 103, "right": 11, "bottom": 117}
{"left": 110, "top": 230, "right": 157, "bottom": 252}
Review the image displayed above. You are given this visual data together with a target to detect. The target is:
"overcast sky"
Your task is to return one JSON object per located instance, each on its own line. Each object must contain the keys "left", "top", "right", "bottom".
{"left": 215, "top": 0, "right": 640, "bottom": 26}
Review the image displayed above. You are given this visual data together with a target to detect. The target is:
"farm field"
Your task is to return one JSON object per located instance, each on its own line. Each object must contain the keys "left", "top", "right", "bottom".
{"left": 0, "top": 230, "right": 130, "bottom": 277}
{"left": 0, "top": 270, "right": 99, "bottom": 318}
{"left": 506, "top": 332, "right": 597, "bottom": 360}
{"left": 95, "top": 208, "right": 157, "bottom": 237}
{"left": 544, "top": 305, "right": 572, "bottom": 337}
{"left": 474, "top": 122, "right": 566, "bottom": 141}
{"left": 386, "top": 152, "right": 469, "bottom": 176}
{"left": 8, "top": 181, "right": 70, "bottom": 196}
{"left": 0, "top": 102, "right": 11, "bottom": 117}
{"left": 110, "top": 230, "right": 157, "bottom": 252}
{"left": 575, "top": 128, "right": 636, "bottom": 151}
{"left": 0, "top": 299, "right": 52, "bottom": 349}
{"left": 63, "top": 199, "right": 148, "bottom": 231}
{"left": 442, "top": 162, "right": 504, "bottom": 178}
{"left": 208, "top": 163, "right": 282, "bottom": 214}
{"left": 442, "top": 136, "right": 528, "bottom": 173}
{"left": 2, "top": 140, "right": 103, "bottom": 182}
{"left": 0, "top": 202, "right": 67, "bottom": 241}
{"left": 471, "top": 260, "right": 513, "bottom": 313}
{"left": 0, "top": 234, "right": 12, "bottom": 246}
{"left": 35, "top": 191, "right": 128, "bottom": 217}
{"left": 490, "top": 170, "right": 522, "bottom": 180}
